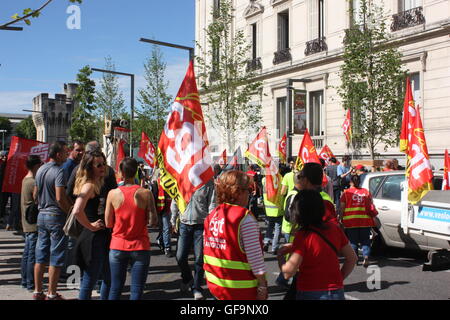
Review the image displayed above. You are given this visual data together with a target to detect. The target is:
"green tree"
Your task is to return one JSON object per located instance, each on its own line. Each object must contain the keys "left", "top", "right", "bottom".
{"left": 338, "top": 0, "right": 406, "bottom": 159}
{"left": 195, "top": 0, "right": 263, "bottom": 152}
{"left": 70, "top": 66, "right": 99, "bottom": 142}
{"left": 0, "top": 0, "right": 83, "bottom": 29}
{"left": 15, "top": 116, "right": 36, "bottom": 140}
{"left": 136, "top": 44, "right": 172, "bottom": 146}
{"left": 95, "top": 56, "right": 126, "bottom": 121}
{"left": 0, "top": 117, "right": 13, "bottom": 134}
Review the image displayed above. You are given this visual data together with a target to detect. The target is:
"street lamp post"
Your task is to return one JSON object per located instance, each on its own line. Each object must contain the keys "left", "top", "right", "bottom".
{"left": 91, "top": 68, "right": 134, "bottom": 157}
{"left": 139, "top": 38, "right": 194, "bottom": 62}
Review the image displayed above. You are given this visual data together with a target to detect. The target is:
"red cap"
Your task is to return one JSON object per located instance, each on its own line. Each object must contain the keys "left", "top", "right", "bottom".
{"left": 355, "top": 164, "right": 364, "bottom": 170}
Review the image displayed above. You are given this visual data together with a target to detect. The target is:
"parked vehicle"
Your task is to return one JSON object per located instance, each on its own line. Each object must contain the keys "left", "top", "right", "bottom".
{"left": 360, "top": 171, "right": 450, "bottom": 252}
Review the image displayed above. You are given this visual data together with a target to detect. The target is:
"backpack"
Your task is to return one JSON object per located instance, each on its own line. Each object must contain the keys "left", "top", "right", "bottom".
{"left": 25, "top": 203, "right": 39, "bottom": 225}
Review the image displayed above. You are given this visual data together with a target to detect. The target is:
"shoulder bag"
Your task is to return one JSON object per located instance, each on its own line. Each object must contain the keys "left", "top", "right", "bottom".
{"left": 63, "top": 206, "right": 83, "bottom": 238}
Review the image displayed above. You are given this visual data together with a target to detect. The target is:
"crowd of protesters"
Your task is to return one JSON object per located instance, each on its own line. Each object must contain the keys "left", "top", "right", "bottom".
{"left": 0, "top": 141, "right": 409, "bottom": 301}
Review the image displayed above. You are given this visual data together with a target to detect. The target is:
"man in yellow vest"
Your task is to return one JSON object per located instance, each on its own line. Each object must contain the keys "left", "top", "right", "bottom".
{"left": 262, "top": 176, "right": 283, "bottom": 255}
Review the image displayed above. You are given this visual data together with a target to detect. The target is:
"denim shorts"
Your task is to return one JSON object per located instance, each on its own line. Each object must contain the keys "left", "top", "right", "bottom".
{"left": 296, "top": 289, "right": 345, "bottom": 300}
{"left": 35, "top": 212, "right": 68, "bottom": 267}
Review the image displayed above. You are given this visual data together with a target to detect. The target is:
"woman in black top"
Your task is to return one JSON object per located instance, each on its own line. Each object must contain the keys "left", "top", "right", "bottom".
{"left": 72, "top": 151, "right": 110, "bottom": 300}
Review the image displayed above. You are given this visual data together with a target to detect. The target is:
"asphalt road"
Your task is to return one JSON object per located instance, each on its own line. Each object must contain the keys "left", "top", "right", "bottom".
{"left": 0, "top": 220, "right": 448, "bottom": 300}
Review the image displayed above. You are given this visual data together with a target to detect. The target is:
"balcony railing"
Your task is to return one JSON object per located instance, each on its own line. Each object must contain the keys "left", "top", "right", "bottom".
{"left": 246, "top": 57, "right": 262, "bottom": 72}
{"left": 312, "top": 137, "right": 324, "bottom": 150}
{"left": 305, "top": 37, "right": 328, "bottom": 56}
{"left": 391, "top": 6, "right": 425, "bottom": 32}
{"left": 273, "top": 48, "right": 291, "bottom": 65}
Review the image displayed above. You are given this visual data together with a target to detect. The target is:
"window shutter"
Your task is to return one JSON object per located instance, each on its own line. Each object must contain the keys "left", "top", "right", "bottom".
{"left": 309, "top": 0, "right": 319, "bottom": 40}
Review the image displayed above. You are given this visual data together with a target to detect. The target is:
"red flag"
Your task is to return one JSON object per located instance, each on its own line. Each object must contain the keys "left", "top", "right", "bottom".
{"left": 295, "top": 128, "right": 321, "bottom": 170}
{"left": 406, "top": 105, "right": 433, "bottom": 204}
{"left": 342, "top": 109, "right": 352, "bottom": 143}
{"left": 319, "top": 145, "right": 336, "bottom": 166}
{"left": 138, "top": 132, "right": 156, "bottom": 168}
{"left": 400, "top": 77, "right": 415, "bottom": 153}
{"left": 277, "top": 133, "right": 287, "bottom": 164}
{"left": 218, "top": 149, "right": 227, "bottom": 166}
{"left": 116, "top": 139, "right": 126, "bottom": 173}
{"left": 443, "top": 149, "right": 450, "bottom": 191}
{"left": 157, "top": 61, "right": 214, "bottom": 213}
{"left": 245, "top": 127, "right": 282, "bottom": 204}
{"left": 2, "top": 136, "right": 49, "bottom": 194}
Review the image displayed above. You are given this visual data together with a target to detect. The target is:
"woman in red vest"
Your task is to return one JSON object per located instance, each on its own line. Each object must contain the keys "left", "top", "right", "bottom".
{"left": 203, "top": 170, "right": 268, "bottom": 300}
{"left": 339, "top": 174, "right": 378, "bottom": 268}
{"left": 277, "top": 189, "right": 357, "bottom": 300}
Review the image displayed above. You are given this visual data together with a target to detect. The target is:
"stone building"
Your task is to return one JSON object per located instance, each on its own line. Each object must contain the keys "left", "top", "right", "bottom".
{"left": 32, "top": 83, "right": 78, "bottom": 143}
{"left": 195, "top": 0, "right": 450, "bottom": 168}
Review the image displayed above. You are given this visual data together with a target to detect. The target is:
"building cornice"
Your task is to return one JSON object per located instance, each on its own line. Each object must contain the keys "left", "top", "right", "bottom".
{"left": 244, "top": 0, "right": 264, "bottom": 19}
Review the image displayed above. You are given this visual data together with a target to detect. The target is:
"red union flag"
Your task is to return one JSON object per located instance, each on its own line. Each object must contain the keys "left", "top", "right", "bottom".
{"left": 218, "top": 149, "right": 227, "bottom": 166}
{"left": 319, "top": 144, "right": 336, "bottom": 166}
{"left": 295, "top": 128, "right": 321, "bottom": 170}
{"left": 443, "top": 149, "right": 450, "bottom": 190}
{"left": 342, "top": 109, "right": 352, "bottom": 143}
{"left": 277, "top": 133, "right": 287, "bottom": 164}
{"left": 2, "top": 136, "right": 49, "bottom": 194}
{"left": 245, "top": 127, "right": 282, "bottom": 204}
{"left": 138, "top": 132, "right": 156, "bottom": 168}
{"left": 400, "top": 78, "right": 415, "bottom": 153}
{"left": 157, "top": 61, "right": 214, "bottom": 213}
{"left": 406, "top": 105, "right": 433, "bottom": 204}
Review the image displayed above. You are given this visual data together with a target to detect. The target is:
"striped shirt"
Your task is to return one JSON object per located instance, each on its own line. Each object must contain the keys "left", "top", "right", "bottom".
{"left": 239, "top": 214, "right": 266, "bottom": 275}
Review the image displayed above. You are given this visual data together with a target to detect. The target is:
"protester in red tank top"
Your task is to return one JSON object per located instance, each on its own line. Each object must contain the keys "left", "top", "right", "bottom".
{"left": 105, "top": 158, "right": 158, "bottom": 300}
{"left": 277, "top": 189, "right": 357, "bottom": 300}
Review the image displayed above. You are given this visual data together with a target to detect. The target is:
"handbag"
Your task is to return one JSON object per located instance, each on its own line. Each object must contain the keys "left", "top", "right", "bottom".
{"left": 25, "top": 203, "right": 39, "bottom": 225}
{"left": 63, "top": 206, "right": 83, "bottom": 238}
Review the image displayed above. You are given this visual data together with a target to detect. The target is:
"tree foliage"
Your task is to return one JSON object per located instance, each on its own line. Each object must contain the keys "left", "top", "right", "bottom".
{"left": 15, "top": 116, "right": 37, "bottom": 140}
{"left": 1, "top": 0, "right": 83, "bottom": 28}
{"left": 95, "top": 56, "right": 126, "bottom": 121}
{"left": 195, "top": 0, "right": 263, "bottom": 152}
{"left": 338, "top": 0, "right": 406, "bottom": 158}
{"left": 136, "top": 44, "right": 172, "bottom": 146}
{"left": 69, "top": 66, "right": 99, "bottom": 143}
{"left": 0, "top": 117, "right": 13, "bottom": 136}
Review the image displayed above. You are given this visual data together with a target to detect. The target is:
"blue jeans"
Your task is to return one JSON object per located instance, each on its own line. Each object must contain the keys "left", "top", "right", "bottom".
{"left": 156, "top": 213, "right": 171, "bottom": 249}
{"left": 176, "top": 223, "right": 204, "bottom": 293}
{"left": 21, "top": 232, "right": 38, "bottom": 290}
{"left": 108, "top": 249, "right": 150, "bottom": 300}
{"left": 264, "top": 216, "right": 283, "bottom": 252}
{"left": 296, "top": 289, "right": 345, "bottom": 300}
{"left": 79, "top": 233, "right": 111, "bottom": 300}
{"left": 35, "top": 213, "right": 68, "bottom": 267}
{"left": 345, "top": 227, "right": 372, "bottom": 258}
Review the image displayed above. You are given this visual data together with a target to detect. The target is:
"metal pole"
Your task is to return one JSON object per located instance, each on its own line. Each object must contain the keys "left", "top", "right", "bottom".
{"left": 287, "top": 83, "right": 293, "bottom": 159}
{"left": 130, "top": 74, "right": 134, "bottom": 157}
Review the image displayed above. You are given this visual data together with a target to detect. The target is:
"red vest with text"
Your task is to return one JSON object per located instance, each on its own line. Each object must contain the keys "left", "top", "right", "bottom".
{"left": 203, "top": 203, "right": 261, "bottom": 300}
{"left": 341, "top": 187, "right": 376, "bottom": 228}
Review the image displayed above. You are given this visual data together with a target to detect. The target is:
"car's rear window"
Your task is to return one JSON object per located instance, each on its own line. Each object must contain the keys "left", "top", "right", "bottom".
{"left": 369, "top": 176, "right": 385, "bottom": 196}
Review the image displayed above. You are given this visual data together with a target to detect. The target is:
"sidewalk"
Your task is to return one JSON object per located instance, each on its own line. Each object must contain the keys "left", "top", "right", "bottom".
{"left": 0, "top": 229, "right": 81, "bottom": 300}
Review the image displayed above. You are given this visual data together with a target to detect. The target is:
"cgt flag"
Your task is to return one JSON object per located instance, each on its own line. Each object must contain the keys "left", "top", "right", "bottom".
{"left": 116, "top": 139, "right": 126, "bottom": 173}
{"left": 406, "top": 105, "right": 433, "bottom": 204}
{"left": 138, "top": 132, "right": 156, "bottom": 168}
{"left": 218, "top": 149, "right": 227, "bottom": 166}
{"left": 295, "top": 128, "right": 321, "bottom": 170}
{"left": 400, "top": 77, "right": 415, "bottom": 154}
{"left": 277, "top": 133, "right": 287, "bottom": 164}
{"left": 157, "top": 61, "right": 214, "bottom": 213}
{"left": 319, "top": 144, "right": 337, "bottom": 166}
{"left": 245, "top": 127, "right": 282, "bottom": 204}
{"left": 225, "top": 147, "right": 243, "bottom": 171}
{"left": 2, "top": 136, "right": 49, "bottom": 194}
{"left": 342, "top": 109, "right": 352, "bottom": 143}
{"left": 442, "top": 149, "right": 450, "bottom": 191}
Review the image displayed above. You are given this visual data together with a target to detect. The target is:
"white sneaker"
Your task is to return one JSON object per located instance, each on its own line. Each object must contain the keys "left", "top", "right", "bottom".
{"left": 194, "top": 291, "right": 205, "bottom": 300}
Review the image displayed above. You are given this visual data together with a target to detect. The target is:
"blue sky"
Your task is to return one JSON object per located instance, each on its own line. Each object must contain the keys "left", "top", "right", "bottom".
{"left": 0, "top": 0, "right": 195, "bottom": 115}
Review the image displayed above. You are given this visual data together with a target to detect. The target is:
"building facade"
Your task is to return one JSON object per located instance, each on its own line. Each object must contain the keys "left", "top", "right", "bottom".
{"left": 195, "top": 0, "right": 450, "bottom": 168}
{"left": 32, "top": 83, "right": 78, "bottom": 143}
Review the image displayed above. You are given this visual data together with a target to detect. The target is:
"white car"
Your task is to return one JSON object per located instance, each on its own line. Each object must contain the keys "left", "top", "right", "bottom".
{"left": 360, "top": 171, "right": 450, "bottom": 252}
